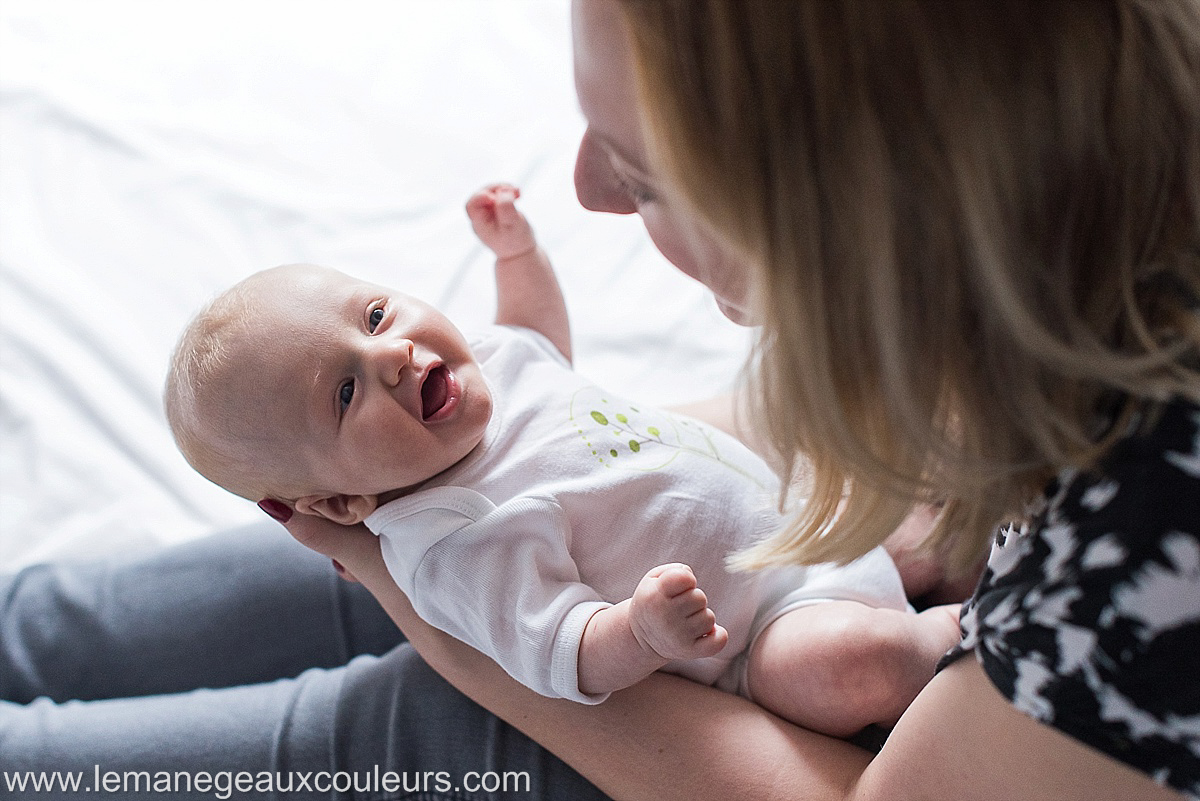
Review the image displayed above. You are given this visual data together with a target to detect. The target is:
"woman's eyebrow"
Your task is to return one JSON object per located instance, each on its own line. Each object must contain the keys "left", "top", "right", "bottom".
{"left": 592, "top": 131, "right": 649, "bottom": 176}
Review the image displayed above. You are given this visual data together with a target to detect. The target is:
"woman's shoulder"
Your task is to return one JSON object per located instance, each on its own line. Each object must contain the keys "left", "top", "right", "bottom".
{"left": 1096, "top": 395, "right": 1200, "bottom": 506}
{"left": 953, "top": 394, "right": 1199, "bottom": 797}
{"left": 1062, "top": 394, "right": 1200, "bottom": 547}
{"left": 973, "top": 395, "right": 1200, "bottom": 606}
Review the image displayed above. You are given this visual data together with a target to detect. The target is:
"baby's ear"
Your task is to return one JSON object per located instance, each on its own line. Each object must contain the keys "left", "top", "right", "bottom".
{"left": 294, "top": 493, "right": 378, "bottom": 526}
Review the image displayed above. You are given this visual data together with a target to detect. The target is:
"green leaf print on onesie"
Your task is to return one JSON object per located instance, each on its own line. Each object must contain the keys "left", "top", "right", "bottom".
{"left": 567, "top": 387, "right": 770, "bottom": 489}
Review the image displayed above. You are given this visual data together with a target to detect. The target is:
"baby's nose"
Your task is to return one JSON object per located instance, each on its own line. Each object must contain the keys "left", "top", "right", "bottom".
{"left": 372, "top": 338, "right": 414, "bottom": 385}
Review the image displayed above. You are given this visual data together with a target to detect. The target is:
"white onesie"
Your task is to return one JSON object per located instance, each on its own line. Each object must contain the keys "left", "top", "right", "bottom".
{"left": 366, "top": 326, "right": 907, "bottom": 704}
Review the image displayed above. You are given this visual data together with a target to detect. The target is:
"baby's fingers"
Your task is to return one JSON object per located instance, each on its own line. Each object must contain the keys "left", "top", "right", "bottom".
{"left": 691, "top": 622, "right": 729, "bottom": 658}
{"left": 670, "top": 586, "right": 714, "bottom": 623}
{"left": 492, "top": 192, "right": 522, "bottom": 228}
{"left": 465, "top": 183, "right": 518, "bottom": 217}
{"left": 465, "top": 189, "right": 494, "bottom": 218}
{"left": 646, "top": 563, "right": 698, "bottom": 598}
{"left": 483, "top": 181, "right": 520, "bottom": 198}
{"left": 684, "top": 605, "right": 719, "bottom": 639}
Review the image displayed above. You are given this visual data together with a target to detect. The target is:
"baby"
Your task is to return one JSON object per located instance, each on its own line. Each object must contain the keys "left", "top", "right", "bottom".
{"left": 165, "top": 184, "right": 960, "bottom": 738}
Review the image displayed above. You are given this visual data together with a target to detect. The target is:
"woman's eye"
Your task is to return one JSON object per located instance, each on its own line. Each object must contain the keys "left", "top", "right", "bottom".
{"left": 615, "top": 171, "right": 655, "bottom": 205}
{"left": 338, "top": 381, "right": 355, "bottom": 413}
{"left": 368, "top": 307, "right": 385, "bottom": 333}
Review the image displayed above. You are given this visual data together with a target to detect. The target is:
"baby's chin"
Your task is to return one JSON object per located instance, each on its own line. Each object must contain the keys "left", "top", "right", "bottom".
{"left": 456, "top": 364, "right": 495, "bottom": 436}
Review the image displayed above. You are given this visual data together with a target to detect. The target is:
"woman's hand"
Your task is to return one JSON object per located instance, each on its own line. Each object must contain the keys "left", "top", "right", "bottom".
{"left": 259, "top": 499, "right": 370, "bottom": 583}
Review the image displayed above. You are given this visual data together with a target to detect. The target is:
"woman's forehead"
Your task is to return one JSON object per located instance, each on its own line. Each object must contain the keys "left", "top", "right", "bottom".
{"left": 571, "top": 0, "right": 643, "bottom": 157}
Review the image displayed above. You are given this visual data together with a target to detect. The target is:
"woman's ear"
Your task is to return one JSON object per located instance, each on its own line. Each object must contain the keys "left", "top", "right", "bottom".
{"left": 294, "top": 493, "right": 378, "bottom": 526}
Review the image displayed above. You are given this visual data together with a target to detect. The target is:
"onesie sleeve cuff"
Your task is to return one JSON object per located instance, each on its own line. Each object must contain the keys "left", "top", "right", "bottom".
{"left": 550, "top": 600, "right": 613, "bottom": 705}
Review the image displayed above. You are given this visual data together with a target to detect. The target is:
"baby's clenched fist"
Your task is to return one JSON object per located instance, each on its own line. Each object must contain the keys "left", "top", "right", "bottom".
{"left": 466, "top": 183, "right": 537, "bottom": 260}
{"left": 629, "top": 563, "right": 729, "bottom": 661}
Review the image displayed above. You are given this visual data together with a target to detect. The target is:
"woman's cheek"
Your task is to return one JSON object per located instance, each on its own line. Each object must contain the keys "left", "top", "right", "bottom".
{"left": 648, "top": 207, "right": 749, "bottom": 303}
{"left": 640, "top": 204, "right": 704, "bottom": 283}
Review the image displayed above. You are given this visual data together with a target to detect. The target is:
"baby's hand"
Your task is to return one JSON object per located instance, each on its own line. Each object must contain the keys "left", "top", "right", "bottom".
{"left": 629, "top": 563, "right": 729, "bottom": 661}
{"left": 466, "top": 183, "right": 537, "bottom": 261}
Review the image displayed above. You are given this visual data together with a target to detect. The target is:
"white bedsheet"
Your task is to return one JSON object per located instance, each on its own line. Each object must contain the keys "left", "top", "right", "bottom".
{"left": 0, "top": 1, "right": 752, "bottom": 570}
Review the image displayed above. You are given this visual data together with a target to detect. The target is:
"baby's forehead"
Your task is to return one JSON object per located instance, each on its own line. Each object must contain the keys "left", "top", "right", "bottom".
{"left": 231, "top": 269, "right": 344, "bottom": 336}
{"left": 243, "top": 263, "right": 342, "bottom": 300}
{"left": 244, "top": 264, "right": 407, "bottom": 308}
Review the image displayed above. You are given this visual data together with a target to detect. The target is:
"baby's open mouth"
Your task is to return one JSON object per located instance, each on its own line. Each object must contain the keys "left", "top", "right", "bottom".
{"left": 421, "top": 365, "right": 451, "bottom": 420}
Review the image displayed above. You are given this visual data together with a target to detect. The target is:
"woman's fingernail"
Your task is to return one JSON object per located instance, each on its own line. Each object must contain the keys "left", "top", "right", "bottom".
{"left": 257, "top": 499, "right": 292, "bottom": 523}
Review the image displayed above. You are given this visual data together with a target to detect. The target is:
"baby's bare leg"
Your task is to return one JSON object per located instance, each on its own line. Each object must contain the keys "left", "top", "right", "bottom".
{"left": 745, "top": 601, "right": 961, "bottom": 738}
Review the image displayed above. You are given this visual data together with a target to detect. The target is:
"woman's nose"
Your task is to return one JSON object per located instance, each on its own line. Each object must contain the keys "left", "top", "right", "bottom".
{"left": 574, "top": 128, "right": 638, "bottom": 215}
{"left": 369, "top": 337, "right": 414, "bottom": 386}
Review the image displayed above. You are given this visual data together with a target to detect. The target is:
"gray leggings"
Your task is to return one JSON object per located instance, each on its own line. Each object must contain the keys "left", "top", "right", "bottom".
{"left": 0, "top": 523, "right": 608, "bottom": 800}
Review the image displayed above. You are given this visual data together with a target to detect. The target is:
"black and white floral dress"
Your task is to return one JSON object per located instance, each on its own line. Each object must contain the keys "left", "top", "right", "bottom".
{"left": 943, "top": 397, "right": 1200, "bottom": 799}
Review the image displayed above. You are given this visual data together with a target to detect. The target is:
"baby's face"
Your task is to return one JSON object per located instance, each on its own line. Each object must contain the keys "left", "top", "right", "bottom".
{"left": 221, "top": 265, "right": 492, "bottom": 500}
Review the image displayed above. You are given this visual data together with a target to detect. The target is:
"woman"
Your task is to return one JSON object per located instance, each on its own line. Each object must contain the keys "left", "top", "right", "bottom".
{"left": 288, "top": 0, "right": 1200, "bottom": 799}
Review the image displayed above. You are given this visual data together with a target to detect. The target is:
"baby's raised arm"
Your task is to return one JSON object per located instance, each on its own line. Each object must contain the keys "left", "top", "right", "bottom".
{"left": 467, "top": 184, "right": 572, "bottom": 362}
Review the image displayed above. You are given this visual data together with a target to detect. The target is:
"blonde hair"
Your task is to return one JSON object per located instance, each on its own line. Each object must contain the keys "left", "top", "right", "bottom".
{"left": 618, "top": 0, "right": 1200, "bottom": 573}
{"left": 164, "top": 275, "right": 291, "bottom": 502}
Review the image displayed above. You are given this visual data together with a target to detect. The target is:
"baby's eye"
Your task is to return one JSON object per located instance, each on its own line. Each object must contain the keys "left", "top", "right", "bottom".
{"left": 338, "top": 380, "right": 355, "bottom": 414}
{"left": 368, "top": 306, "right": 385, "bottom": 333}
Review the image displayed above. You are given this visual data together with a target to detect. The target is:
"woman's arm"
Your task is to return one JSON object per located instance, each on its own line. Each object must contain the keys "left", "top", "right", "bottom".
{"left": 285, "top": 517, "right": 1184, "bottom": 801}
{"left": 860, "top": 658, "right": 1187, "bottom": 801}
